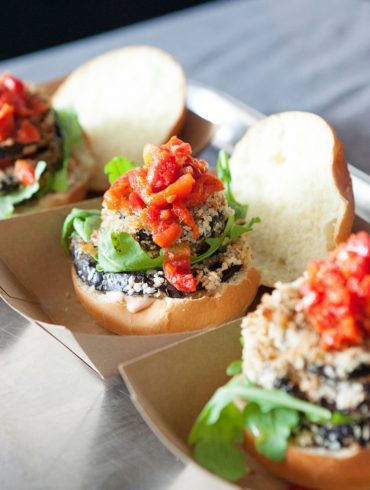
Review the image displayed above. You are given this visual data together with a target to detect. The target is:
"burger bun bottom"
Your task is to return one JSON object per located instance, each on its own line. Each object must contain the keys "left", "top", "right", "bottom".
{"left": 72, "top": 265, "right": 260, "bottom": 335}
{"left": 244, "top": 430, "right": 370, "bottom": 490}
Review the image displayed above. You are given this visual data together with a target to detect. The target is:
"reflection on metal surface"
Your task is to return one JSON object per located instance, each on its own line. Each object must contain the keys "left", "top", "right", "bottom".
{"left": 0, "top": 299, "right": 184, "bottom": 489}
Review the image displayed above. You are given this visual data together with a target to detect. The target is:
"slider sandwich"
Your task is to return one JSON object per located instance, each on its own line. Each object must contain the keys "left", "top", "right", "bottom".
{"left": 62, "top": 137, "right": 260, "bottom": 334}
{"left": 0, "top": 73, "right": 95, "bottom": 218}
{"left": 190, "top": 231, "right": 370, "bottom": 490}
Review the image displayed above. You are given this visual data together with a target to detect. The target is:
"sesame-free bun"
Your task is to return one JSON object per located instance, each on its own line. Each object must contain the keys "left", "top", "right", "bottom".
{"left": 72, "top": 264, "right": 260, "bottom": 335}
{"left": 53, "top": 46, "right": 186, "bottom": 192}
{"left": 244, "top": 431, "right": 370, "bottom": 490}
{"left": 230, "top": 111, "right": 354, "bottom": 287}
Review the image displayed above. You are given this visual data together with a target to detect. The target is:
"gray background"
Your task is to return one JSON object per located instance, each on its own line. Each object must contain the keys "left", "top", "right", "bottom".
{"left": 0, "top": 1, "right": 369, "bottom": 489}
{"left": 1, "top": 0, "right": 370, "bottom": 173}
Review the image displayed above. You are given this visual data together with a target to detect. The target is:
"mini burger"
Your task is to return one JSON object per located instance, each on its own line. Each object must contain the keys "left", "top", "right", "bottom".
{"left": 62, "top": 136, "right": 260, "bottom": 335}
{"left": 0, "top": 73, "right": 95, "bottom": 218}
{"left": 190, "top": 231, "right": 370, "bottom": 490}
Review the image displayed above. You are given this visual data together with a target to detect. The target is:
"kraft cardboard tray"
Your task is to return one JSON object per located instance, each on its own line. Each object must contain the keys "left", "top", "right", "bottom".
{"left": 119, "top": 320, "right": 288, "bottom": 490}
{"left": 1, "top": 79, "right": 369, "bottom": 379}
{"left": 0, "top": 80, "right": 217, "bottom": 379}
{"left": 0, "top": 79, "right": 248, "bottom": 379}
{"left": 118, "top": 213, "right": 369, "bottom": 490}
{"left": 0, "top": 80, "right": 277, "bottom": 379}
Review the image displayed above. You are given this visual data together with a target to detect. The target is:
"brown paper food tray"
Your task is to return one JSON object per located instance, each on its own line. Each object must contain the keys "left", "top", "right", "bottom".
{"left": 118, "top": 321, "right": 288, "bottom": 489}
{"left": 0, "top": 78, "right": 216, "bottom": 378}
{"left": 0, "top": 197, "right": 234, "bottom": 378}
{"left": 119, "top": 218, "right": 370, "bottom": 489}
{"left": 0, "top": 207, "right": 367, "bottom": 380}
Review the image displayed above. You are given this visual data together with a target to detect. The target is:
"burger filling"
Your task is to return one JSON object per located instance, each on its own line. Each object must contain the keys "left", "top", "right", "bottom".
{"left": 189, "top": 232, "right": 370, "bottom": 482}
{"left": 62, "top": 138, "right": 258, "bottom": 297}
{"left": 71, "top": 232, "right": 250, "bottom": 298}
{"left": 0, "top": 73, "right": 83, "bottom": 218}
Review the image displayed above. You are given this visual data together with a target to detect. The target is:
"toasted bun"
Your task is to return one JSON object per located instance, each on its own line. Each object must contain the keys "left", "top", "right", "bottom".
{"left": 15, "top": 138, "right": 95, "bottom": 214}
{"left": 244, "top": 431, "right": 370, "bottom": 490}
{"left": 72, "top": 265, "right": 260, "bottom": 335}
{"left": 230, "top": 111, "right": 354, "bottom": 286}
{"left": 53, "top": 45, "right": 186, "bottom": 192}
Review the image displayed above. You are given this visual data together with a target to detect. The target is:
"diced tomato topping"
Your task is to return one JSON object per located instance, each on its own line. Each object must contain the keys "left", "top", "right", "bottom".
{"left": 103, "top": 136, "right": 224, "bottom": 293}
{"left": 2, "top": 74, "right": 25, "bottom": 96}
{"left": 127, "top": 167, "right": 147, "bottom": 196}
{"left": 104, "top": 174, "right": 131, "bottom": 211}
{"left": 128, "top": 191, "right": 144, "bottom": 213}
{"left": 16, "top": 120, "right": 40, "bottom": 143}
{"left": 163, "top": 243, "right": 198, "bottom": 293}
{"left": 153, "top": 221, "right": 182, "bottom": 248}
{"left": 149, "top": 173, "right": 196, "bottom": 208}
{"left": 14, "top": 159, "right": 35, "bottom": 186}
{"left": 164, "top": 136, "right": 192, "bottom": 159}
{"left": 0, "top": 73, "right": 48, "bottom": 143}
{"left": 28, "top": 95, "right": 49, "bottom": 115}
{"left": 184, "top": 173, "right": 224, "bottom": 207}
{"left": 301, "top": 232, "right": 370, "bottom": 350}
{"left": 172, "top": 202, "right": 199, "bottom": 239}
{"left": 0, "top": 103, "right": 15, "bottom": 140}
{"left": 145, "top": 143, "right": 181, "bottom": 192}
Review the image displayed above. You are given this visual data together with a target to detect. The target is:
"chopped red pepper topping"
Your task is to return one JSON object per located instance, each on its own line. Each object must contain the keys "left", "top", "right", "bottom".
{"left": 103, "top": 136, "right": 224, "bottom": 292}
{"left": 16, "top": 119, "right": 40, "bottom": 144}
{"left": 0, "top": 73, "right": 47, "bottom": 144}
{"left": 301, "top": 232, "right": 370, "bottom": 350}
{"left": 163, "top": 243, "right": 198, "bottom": 293}
{"left": 0, "top": 103, "right": 15, "bottom": 141}
{"left": 14, "top": 159, "right": 35, "bottom": 186}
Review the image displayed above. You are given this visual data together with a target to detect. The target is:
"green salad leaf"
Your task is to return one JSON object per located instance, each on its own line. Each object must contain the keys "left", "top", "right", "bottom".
{"left": 244, "top": 403, "right": 299, "bottom": 461}
{"left": 192, "top": 403, "right": 247, "bottom": 482}
{"left": 61, "top": 208, "right": 101, "bottom": 249}
{"left": 0, "top": 160, "right": 47, "bottom": 219}
{"left": 226, "top": 360, "right": 243, "bottom": 376}
{"left": 191, "top": 214, "right": 259, "bottom": 265}
{"left": 73, "top": 215, "right": 102, "bottom": 243}
{"left": 104, "top": 156, "right": 136, "bottom": 184}
{"left": 51, "top": 109, "right": 83, "bottom": 192}
{"left": 217, "top": 150, "right": 248, "bottom": 220}
{"left": 60, "top": 148, "right": 259, "bottom": 273}
{"left": 97, "top": 229, "right": 163, "bottom": 272}
{"left": 189, "top": 374, "right": 339, "bottom": 481}
{"left": 93, "top": 212, "right": 260, "bottom": 274}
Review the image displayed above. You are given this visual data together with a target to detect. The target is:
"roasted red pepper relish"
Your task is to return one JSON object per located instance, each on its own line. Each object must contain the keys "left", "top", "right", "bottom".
{"left": 301, "top": 232, "right": 370, "bottom": 350}
{"left": 0, "top": 73, "right": 48, "bottom": 143}
{"left": 103, "top": 136, "right": 225, "bottom": 292}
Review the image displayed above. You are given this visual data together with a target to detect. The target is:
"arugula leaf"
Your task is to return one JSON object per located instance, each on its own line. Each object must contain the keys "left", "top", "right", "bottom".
{"left": 207, "top": 379, "right": 331, "bottom": 423}
{"left": 191, "top": 403, "right": 248, "bottom": 482}
{"left": 104, "top": 156, "right": 136, "bottom": 184}
{"left": 189, "top": 376, "right": 335, "bottom": 481}
{"left": 244, "top": 403, "right": 299, "bottom": 461}
{"left": 330, "top": 412, "right": 354, "bottom": 425}
{"left": 226, "top": 360, "right": 243, "bottom": 376}
{"left": 0, "top": 161, "right": 47, "bottom": 219}
{"left": 217, "top": 150, "right": 248, "bottom": 220}
{"left": 73, "top": 215, "right": 102, "bottom": 243}
{"left": 61, "top": 208, "right": 101, "bottom": 249}
{"left": 62, "top": 151, "right": 259, "bottom": 273}
{"left": 191, "top": 214, "right": 259, "bottom": 265}
{"left": 97, "top": 229, "right": 163, "bottom": 272}
{"left": 94, "top": 212, "right": 260, "bottom": 274}
{"left": 51, "top": 109, "right": 82, "bottom": 192}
